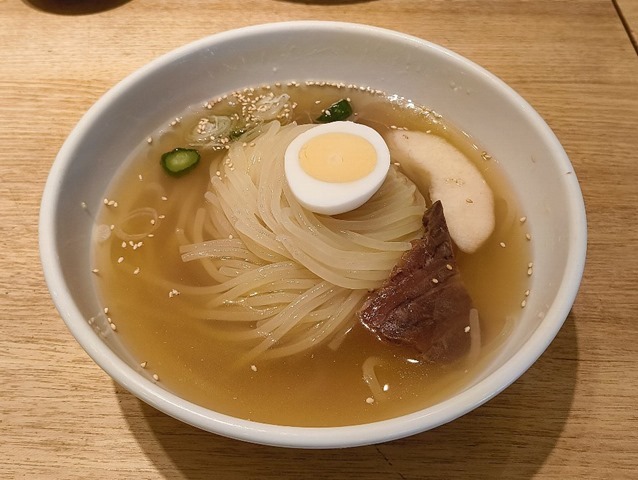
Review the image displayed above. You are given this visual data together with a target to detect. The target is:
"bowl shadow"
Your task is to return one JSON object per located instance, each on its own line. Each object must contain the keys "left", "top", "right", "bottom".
{"left": 115, "top": 313, "right": 578, "bottom": 480}
{"left": 276, "top": 1, "right": 377, "bottom": 5}
{"left": 22, "top": 0, "right": 132, "bottom": 15}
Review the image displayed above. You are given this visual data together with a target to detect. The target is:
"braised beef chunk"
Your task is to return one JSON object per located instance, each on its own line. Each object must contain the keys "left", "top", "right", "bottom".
{"left": 358, "top": 201, "right": 472, "bottom": 363}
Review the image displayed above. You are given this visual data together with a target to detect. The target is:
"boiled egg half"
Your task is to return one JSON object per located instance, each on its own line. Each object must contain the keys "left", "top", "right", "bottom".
{"left": 284, "top": 121, "right": 391, "bottom": 215}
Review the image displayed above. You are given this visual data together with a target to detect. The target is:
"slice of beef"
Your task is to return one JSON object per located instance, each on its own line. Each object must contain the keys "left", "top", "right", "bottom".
{"left": 358, "top": 201, "right": 473, "bottom": 363}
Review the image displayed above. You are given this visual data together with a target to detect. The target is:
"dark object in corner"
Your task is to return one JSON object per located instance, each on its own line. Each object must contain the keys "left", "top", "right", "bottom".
{"left": 358, "top": 201, "right": 473, "bottom": 363}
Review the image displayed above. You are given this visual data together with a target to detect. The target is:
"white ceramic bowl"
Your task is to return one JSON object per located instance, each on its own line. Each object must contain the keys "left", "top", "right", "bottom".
{"left": 39, "top": 21, "right": 586, "bottom": 448}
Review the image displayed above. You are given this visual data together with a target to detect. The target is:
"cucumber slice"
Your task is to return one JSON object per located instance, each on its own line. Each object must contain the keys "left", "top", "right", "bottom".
{"left": 160, "top": 148, "right": 200, "bottom": 176}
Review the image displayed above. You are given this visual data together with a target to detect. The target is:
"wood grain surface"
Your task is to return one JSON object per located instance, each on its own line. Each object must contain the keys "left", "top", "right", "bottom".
{"left": 1, "top": 0, "right": 637, "bottom": 478}
{"left": 617, "top": 0, "right": 638, "bottom": 50}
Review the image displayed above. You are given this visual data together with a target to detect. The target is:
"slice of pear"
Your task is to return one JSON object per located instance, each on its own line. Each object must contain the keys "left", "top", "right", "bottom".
{"left": 385, "top": 130, "right": 495, "bottom": 253}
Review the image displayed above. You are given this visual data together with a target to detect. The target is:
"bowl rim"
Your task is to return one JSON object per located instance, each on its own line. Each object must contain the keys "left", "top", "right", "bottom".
{"left": 39, "top": 20, "right": 587, "bottom": 449}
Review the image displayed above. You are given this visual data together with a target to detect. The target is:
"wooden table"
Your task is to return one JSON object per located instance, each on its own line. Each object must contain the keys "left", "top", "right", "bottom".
{"left": 2, "top": 0, "right": 637, "bottom": 478}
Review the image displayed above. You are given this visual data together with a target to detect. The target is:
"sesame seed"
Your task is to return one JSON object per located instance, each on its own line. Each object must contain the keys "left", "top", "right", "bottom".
{"left": 250, "top": 365, "right": 257, "bottom": 372}
{"left": 521, "top": 300, "right": 527, "bottom": 308}
{"left": 520, "top": 216, "right": 527, "bottom": 223}
{"left": 103, "top": 198, "right": 108, "bottom": 205}
{"left": 366, "top": 397, "right": 375, "bottom": 404}
{"left": 528, "top": 262, "right": 533, "bottom": 268}
{"left": 158, "top": 214, "right": 165, "bottom": 219}
{"left": 121, "top": 241, "right": 127, "bottom": 248}
{"left": 161, "top": 196, "right": 168, "bottom": 201}
{"left": 152, "top": 373, "right": 159, "bottom": 381}
{"left": 103, "top": 307, "right": 109, "bottom": 314}
{"left": 464, "top": 326, "right": 471, "bottom": 333}
{"left": 431, "top": 278, "right": 439, "bottom": 284}
{"left": 525, "top": 289, "right": 530, "bottom": 297}
{"left": 527, "top": 267, "right": 533, "bottom": 276}
{"left": 228, "top": 234, "right": 234, "bottom": 239}
{"left": 147, "top": 234, "right": 154, "bottom": 238}
{"left": 138, "top": 174, "right": 143, "bottom": 181}
{"left": 446, "top": 264, "right": 453, "bottom": 271}
{"left": 168, "top": 288, "right": 180, "bottom": 298}
{"left": 110, "top": 323, "right": 117, "bottom": 331}
{"left": 110, "top": 224, "right": 115, "bottom": 230}
{"left": 133, "top": 267, "right": 140, "bottom": 275}
{"left": 117, "top": 257, "right": 124, "bottom": 264}
{"left": 150, "top": 219, "right": 155, "bottom": 225}
{"left": 140, "top": 361, "right": 147, "bottom": 368}
{"left": 146, "top": 137, "right": 152, "bottom": 144}
{"left": 383, "top": 384, "right": 389, "bottom": 392}
{"left": 91, "top": 268, "right": 99, "bottom": 274}
{"left": 466, "top": 198, "right": 474, "bottom": 204}
{"left": 526, "top": 233, "right": 532, "bottom": 241}
{"left": 499, "top": 242, "right": 506, "bottom": 248}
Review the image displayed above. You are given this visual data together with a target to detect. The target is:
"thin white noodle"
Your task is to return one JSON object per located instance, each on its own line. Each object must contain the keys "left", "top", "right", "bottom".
{"left": 264, "top": 290, "right": 366, "bottom": 359}
{"left": 278, "top": 209, "right": 401, "bottom": 269}
{"left": 173, "top": 120, "right": 426, "bottom": 361}
{"left": 240, "top": 283, "right": 340, "bottom": 363}
{"left": 466, "top": 308, "right": 481, "bottom": 364}
{"left": 114, "top": 207, "right": 160, "bottom": 242}
{"left": 362, "top": 356, "right": 387, "bottom": 400}
{"left": 327, "top": 324, "right": 353, "bottom": 351}
{"left": 193, "top": 305, "right": 283, "bottom": 322}
{"left": 342, "top": 231, "right": 414, "bottom": 252}
{"left": 205, "top": 262, "right": 315, "bottom": 306}
{"left": 204, "top": 191, "right": 236, "bottom": 239}
{"left": 255, "top": 282, "right": 336, "bottom": 337}
{"left": 278, "top": 235, "right": 383, "bottom": 290}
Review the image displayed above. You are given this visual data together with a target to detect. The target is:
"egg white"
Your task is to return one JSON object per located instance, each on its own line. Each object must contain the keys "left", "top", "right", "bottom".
{"left": 284, "top": 121, "right": 391, "bottom": 215}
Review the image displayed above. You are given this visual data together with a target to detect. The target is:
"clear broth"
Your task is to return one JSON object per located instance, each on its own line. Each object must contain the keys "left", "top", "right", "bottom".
{"left": 92, "top": 83, "right": 531, "bottom": 426}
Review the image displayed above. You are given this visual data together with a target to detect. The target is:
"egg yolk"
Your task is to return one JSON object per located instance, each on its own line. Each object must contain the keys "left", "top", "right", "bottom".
{"left": 298, "top": 132, "right": 377, "bottom": 183}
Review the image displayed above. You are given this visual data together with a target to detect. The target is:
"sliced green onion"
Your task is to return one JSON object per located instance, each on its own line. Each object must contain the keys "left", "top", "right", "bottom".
{"left": 316, "top": 99, "right": 353, "bottom": 123}
{"left": 187, "top": 115, "right": 235, "bottom": 149}
{"left": 160, "top": 148, "right": 200, "bottom": 176}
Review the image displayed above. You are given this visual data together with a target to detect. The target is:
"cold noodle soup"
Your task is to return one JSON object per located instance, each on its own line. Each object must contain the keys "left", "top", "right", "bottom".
{"left": 91, "top": 82, "right": 532, "bottom": 426}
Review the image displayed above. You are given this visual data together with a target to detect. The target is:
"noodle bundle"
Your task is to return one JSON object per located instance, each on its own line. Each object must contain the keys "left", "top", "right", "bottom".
{"left": 179, "top": 121, "right": 426, "bottom": 361}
